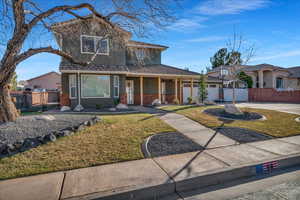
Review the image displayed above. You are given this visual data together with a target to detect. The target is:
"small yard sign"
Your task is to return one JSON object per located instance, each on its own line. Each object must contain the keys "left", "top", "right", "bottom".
{"left": 256, "top": 161, "right": 279, "bottom": 174}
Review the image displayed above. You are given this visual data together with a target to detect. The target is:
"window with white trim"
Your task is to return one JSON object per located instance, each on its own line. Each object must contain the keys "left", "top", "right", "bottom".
{"left": 69, "top": 74, "right": 77, "bottom": 98}
{"left": 81, "top": 35, "right": 109, "bottom": 55}
{"left": 81, "top": 75, "right": 110, "bottom": 98}
{"left": 135, "top": 49, "right": 145, "bottom": 61}
{"left": 113, "top": 75, "right": 119, "bottom": 98}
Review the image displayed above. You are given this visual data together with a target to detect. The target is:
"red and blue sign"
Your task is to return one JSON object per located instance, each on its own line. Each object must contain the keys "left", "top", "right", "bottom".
{"left": 256, "top": 161, "right": 279, "bottom": 174}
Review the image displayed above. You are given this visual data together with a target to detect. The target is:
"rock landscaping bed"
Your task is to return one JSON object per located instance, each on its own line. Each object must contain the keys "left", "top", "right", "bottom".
{"left": 204, "top": 108, "right": 264, "bottom": 121}
{"left": 143, "top": 132, "right": 203, "bottom": 157}
{"left": 214, "top": 127, "right": 273, "bottom": 143}
{"left": 0, "top": 114, "right": 100, "bottom": 157}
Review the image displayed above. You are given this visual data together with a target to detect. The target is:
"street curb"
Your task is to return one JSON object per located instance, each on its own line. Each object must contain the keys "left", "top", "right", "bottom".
{"left": 62, "top": 181, "right": 176, "bottom": 200}
{"left": 62, "top": 153, "right": 300, "bottom": 200}
{"left": 174, "top": 153, "right": 300, "bottom": 193}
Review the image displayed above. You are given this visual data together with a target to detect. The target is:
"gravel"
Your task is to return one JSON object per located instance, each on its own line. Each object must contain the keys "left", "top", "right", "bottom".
{"left": 204, "top": 108, "right": 263, "bottom": 121}
{"left": 145, "top": 132, "right": 204, "bottom": 157}
{"left": 0, "top": 114, "right": 95, "bottom": 145}
{"left": 214, "top": 127, "right": 273, "bottom": 143}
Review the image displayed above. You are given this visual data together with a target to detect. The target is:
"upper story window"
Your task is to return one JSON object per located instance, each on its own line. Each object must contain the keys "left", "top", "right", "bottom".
{"left": 81, "top": 35, "right": 109, "bottom": 55}
{"left": 220, "top": 69, "right": 229, "bottom": 76}
{"left": 135, "top": 49, "right": 145, "bottom": 61}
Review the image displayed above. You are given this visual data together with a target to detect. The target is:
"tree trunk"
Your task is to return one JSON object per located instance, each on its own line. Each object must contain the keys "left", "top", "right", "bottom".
{"left": 0, "top": 84, "right": 19, "bottom": 122}
{"left": 232, "top": 81, "right": 236, "bottom": 105}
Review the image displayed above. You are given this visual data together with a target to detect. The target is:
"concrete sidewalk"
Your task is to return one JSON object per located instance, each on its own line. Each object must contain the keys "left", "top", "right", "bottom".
{"left": 1, "top": 135, "right": 300, "bottom": 200}
{"left": 160, "top": 113, "right": 238, "bottom": 148}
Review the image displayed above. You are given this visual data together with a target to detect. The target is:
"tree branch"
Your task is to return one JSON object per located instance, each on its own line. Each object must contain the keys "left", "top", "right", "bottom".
{"left": 16, "top": 47, "right": 90, "bottom": 66}
{"left": 28, "top": 3, "right": 112, "bottom": 30}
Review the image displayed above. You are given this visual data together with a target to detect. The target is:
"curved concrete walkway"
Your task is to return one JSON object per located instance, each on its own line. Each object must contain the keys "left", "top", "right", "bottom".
{"left": 160, "top": 113, "right": 238, "bottom": 149}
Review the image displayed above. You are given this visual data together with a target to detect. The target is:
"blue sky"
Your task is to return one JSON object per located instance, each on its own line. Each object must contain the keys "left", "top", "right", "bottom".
{"left": 16, "top": 0, "right": 300, "bottom": 80}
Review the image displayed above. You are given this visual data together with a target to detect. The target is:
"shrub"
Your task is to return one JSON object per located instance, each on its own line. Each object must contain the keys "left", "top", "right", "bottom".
{"left": 173, "top": 98, "right": 180, "bottom": 105}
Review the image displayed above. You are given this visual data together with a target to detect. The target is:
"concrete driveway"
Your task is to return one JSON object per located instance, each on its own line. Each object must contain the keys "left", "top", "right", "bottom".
{"left": 235, "top": 103, "right": 300, "bottom": 115}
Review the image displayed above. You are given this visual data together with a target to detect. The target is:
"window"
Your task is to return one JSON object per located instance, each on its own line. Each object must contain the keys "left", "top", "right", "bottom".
{"left": 69, "top": 74, "right": 77, "bottom": 98}
{"left": 276, "top": 77, "right": 284, "bottom": 89}
{"left": 81, "top": 35, "right": 109, "bottom": 55}
{"left": 81, "top": 75, "right": 110, "bottom": 98}
{"left": 220, "top": 69, "right": 229, "bottom": 76}
{"left": 113, "top": 76, "right": 119, "bottom": 98}
{"left": 135, "top": 49, "right": 145, "bottom": 61}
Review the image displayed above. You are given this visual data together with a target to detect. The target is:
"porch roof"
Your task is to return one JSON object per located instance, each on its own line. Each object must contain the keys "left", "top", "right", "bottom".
{"left": 60, "top": 64, "right": 200, "bottom": 77}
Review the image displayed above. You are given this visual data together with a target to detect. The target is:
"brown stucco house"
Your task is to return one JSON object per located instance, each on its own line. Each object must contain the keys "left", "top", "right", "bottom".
{"left": 25, "top": 71, "right": 61, "bottom": 91}
{"left": 51, "top": 16, "right": 202, "bottom": 109}
{"left": 208, "top": 64, "right": 300, "bottom": 90}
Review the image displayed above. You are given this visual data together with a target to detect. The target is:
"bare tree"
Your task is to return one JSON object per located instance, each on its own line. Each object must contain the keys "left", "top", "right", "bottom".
{"left": 225, "top": 31, "right": 255, "bottom": 106}
{"left": 0, "top": 0, "right": 178, "bottom": 122}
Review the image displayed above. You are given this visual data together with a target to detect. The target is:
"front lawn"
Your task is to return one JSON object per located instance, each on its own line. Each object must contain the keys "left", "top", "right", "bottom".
{"left": 0, "top": 113, "right": 174, "bottom": 180}
{"left": 158, "top": 105, "right": 300, "bottom": 138}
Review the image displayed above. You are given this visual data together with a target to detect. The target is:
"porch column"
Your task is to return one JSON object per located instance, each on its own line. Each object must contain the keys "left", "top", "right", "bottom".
{"left": 175, "top": 78, "right": 178, "bottom": 100}
{"left": 158, "top": 77, "right": 161, "bottom": 101}
{"left": 271, "top": 72, "right": 276, "bottom": 88}
{"left": 179, "top": 79, "right": 182, "bottom": 104}
{"left": 190, "top": 78, "right": 194, "bottom": 97}
{"left": 140, "top": 76, "right": 143, "bottom": 105}
{"left": 258, "top": 70, "right": 264, "bottom": 88}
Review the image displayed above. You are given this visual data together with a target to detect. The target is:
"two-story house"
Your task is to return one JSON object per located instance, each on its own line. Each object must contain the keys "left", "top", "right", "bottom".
{"left": 51, "top": 15, "right": 200, "bottom": 109}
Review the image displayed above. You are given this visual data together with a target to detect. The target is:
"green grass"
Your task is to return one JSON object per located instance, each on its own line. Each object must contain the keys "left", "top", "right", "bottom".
{"left": 159, "top": 105, "right": 300, "bottom": 138}
{"left": 0, "top": 113, "right": 175, "bottom": 180}
{"left": 21, "top": 111, "right": 43, "bottom": 116}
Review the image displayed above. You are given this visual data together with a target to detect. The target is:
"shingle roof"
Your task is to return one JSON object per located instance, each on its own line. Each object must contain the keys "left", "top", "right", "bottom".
{"left": 287, "top": 66, "right": 300, "bottom": 78}
{"left": 209, "top": 64, "right": 289, "bottom": 73}
{"left": 60, "top": 64, "right": 199, "bottom": 76}
{"left": 127, "top": 40, "right": 168, "bottom": 50}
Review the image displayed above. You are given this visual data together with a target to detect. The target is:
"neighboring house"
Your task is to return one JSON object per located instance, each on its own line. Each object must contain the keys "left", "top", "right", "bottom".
{"left": 208, "top": 64, "right": 300, "bottom": 90}
{"left": 51, "top": 15, "right": 206, "bottom": 108}
{"left": 25, "top": 71, "right": 61, "bottom": 91}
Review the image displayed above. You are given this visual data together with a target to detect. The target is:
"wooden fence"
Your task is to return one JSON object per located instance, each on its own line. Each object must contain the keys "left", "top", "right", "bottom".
{"left": 10, "top": 91, "right": 60, "bottom": 110}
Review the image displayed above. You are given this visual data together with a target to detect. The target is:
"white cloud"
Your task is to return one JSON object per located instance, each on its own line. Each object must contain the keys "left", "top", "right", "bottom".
{"left": 196, "top": 0, "right": 270, "bottom": 15}
{"left": 252, "top": 50, "right": 300, "bottom": 61}
{"left": 167, "top": 17, "right": 208, "bottom": 32}
{"left": 185, "top": 36, "right": 226, "bottom": 42}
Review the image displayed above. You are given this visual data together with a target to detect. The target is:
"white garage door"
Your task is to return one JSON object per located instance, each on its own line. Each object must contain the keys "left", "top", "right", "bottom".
{"left": 207, "top": 88, "right": 219, "bottom": 101}
{"left": 183, "top": 87, "right": 220, "bottom": 103}
{"left": 224, "top": 88, "right": 248, "bottom": 102}
{"left": 183, "top": 87, "right": 199, "bottom": 103}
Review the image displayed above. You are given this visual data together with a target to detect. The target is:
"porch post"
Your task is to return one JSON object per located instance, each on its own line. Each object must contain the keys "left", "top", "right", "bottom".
{"left": 158, "top": 77, "right": 161, "bottom": 102}
{"left": 190, "top": 78, "right": 194, "bottom": 97}
{"left": 175, "top": 78, "right": 178, "bottom": 100}
{"left": 140, "top": 76, "right": 143, "bottom": 105}
{"left": 179, "top": 79, "right": 182, "bottom": 104}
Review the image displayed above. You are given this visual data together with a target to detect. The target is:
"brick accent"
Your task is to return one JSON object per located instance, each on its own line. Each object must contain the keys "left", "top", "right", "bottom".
{"left": 60, "top": 93, "right": 70, "bottom": 106}
{"left": 120, "top": 93, "right": 127, "bottom": 104}
{"left": 144, "top": 94, "right": 159, "bottom": 105}
{"left": 134, "top": 94, "right": 141, "bottom": 105}
{"left": 249, "top": 88, "right": 300, "bottom": 103}
{"left": 165, "top": 94, "right": 175, "bottom": 104}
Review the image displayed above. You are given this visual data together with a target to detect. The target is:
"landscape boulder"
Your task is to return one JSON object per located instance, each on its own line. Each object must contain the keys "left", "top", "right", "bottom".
{"left": 152, "top": 99, "right": 161, "bottom": 106}
{"left": 44, "top": 133, "right": 57, "bottom": 142}
{"left": 224, "top": 104, "right": 243, "bottom": 115}
{"left": 109, "top": 107, "right": 117, "bottom": 112}
{"left": 74, "top": 104, "right": 84, "bottom": 112}
{"left": 116, "top": 103, "right": 128, "bottom": 109}
{"left": 60, "top": 106, "right": 71, "bottom": 112}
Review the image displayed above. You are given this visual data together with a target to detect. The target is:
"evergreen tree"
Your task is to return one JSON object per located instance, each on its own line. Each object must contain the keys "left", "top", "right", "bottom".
{"left": 198, "top": 71, "right": 207, "bottom": 103}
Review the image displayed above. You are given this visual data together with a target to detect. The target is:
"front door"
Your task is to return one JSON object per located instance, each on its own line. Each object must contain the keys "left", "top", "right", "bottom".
{"left": 126, "top": 80, "right": 134, "bottom": 104}
{"left": 161, "top": 81, "right": 166, "bottom": 103}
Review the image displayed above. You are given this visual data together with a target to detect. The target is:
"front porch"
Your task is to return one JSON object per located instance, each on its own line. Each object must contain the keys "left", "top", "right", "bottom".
{"left": 122, "top": 76, "right": 196, "bottom": 106}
